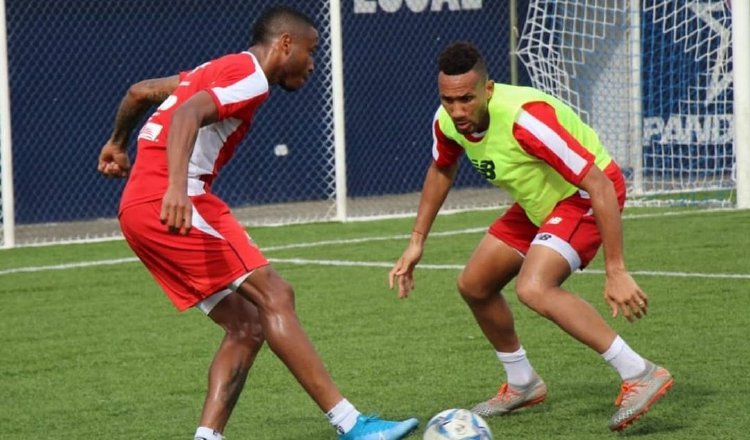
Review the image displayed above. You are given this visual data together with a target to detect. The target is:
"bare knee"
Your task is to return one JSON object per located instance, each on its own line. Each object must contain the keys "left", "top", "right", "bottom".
{"left": 210, "top": 296, "right": 266, "bottom": 350}
{"left": 260, "top": 278, "right": 296, "bottom": 315}
{"left": 515, "top": 275, "right": 551, "bottom": 317}
{"left": 457, "top": 271, "right": 494, "bottom": 305}
{"left": 224, "top": 318, "right": 264, "bottom": 350}
{"left": 240, "top": 268, "right": 297, "bottom": 315}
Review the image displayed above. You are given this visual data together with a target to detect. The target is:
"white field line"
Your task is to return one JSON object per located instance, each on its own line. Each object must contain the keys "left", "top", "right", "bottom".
{"left": 0, "top": 208, "right": 746, "bottom": 278}
{"left": 2, "top": 255, "right": 749, "bottom": 280}
{"left": 268, "top": 258, "right": 750, "bottom": 280}
{"left": 8, "top": 206, "right": 739, "bottom": 249}
{"left": 262, "top": 207, "right": 739, "bottom": 252}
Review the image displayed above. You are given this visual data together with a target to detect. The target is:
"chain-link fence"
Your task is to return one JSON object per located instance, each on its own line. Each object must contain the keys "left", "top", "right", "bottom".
{"left": 4, "top": 0, "right": 336, "bottom": 245}
{"left": 2, "top": 0, "right": 518, "bottom": 247}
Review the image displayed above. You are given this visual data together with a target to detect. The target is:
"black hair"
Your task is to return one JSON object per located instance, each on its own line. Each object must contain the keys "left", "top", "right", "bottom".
{"left": 250, "top": 5, "right": 316, "bottom": 46}
{"left": 438, "top": 42, "right": 488, "bottom": 78}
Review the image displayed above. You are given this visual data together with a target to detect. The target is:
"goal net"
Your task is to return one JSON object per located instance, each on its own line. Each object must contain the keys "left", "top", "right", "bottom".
{"left": 517, "top": 0, "right": 736, "bottom": 205}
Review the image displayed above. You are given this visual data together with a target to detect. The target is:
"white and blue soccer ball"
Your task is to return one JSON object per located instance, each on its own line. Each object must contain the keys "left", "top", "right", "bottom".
{"left": 423, "top": 408, "right": 493, "bottom": 440}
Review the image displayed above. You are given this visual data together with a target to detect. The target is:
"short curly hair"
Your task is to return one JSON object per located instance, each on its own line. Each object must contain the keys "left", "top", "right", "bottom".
{"left": 437, "top": 42, "right": 488, "bottom": 79}
{"left": 250, "top": 6, "right": 316, "bottom": 46}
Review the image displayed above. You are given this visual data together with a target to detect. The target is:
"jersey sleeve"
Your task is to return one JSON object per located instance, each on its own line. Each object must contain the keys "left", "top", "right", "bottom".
{"left": 512, "top": 101, "right": 595, "bottom": 186}
{"left": 203, "top": 58, "right": 268, "bottom": 121}
{"left": 432, "top": 109, "right": 464, "bottom": 167}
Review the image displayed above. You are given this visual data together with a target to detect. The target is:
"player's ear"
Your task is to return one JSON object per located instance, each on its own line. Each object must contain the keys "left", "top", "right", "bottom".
{"left": 277, "top": 33, "right": 294, "bottom": 56}
{"left": 486, "top": 80, "right": 494, "bottom": 100}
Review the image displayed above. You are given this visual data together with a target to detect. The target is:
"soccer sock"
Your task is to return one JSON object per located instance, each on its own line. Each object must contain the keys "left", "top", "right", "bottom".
{"left": 601, "top": 335, "right": 647, "bottom": 380}
{"left": 326, "top": 398, "right": 362, "bottom": 435}
{"left": 497, "top": 346, "right": 535, "bottom": 387}
{"left": 194, "top": 426, "right": 223, "bottom": 440}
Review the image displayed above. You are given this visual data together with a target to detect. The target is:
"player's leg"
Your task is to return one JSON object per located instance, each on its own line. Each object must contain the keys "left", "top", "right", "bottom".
{"left": 457, "top": 232, "right": 523, "bottom": 353}
{"left": 458, "top": 203, "right": 534, "bottom": 352}
{"left": 460, "top": 205, "right": 548, "bottom": 417}
{"left": 193, "top": 291, "right": 265, "bottom": 440}
{"left": 235, "top": 266, "right": 418, "bottom": 440}
{"left": 516, "top": 244, "right": 617, "bottom": 351}
{"left": 462, "top": 233, "right": 548, "bottom": 417}
{"left": 236, "top": 266, "right": 341, "bottom": 409}
{"left": 514, "top": 196, "right": 672, "bottom": 430}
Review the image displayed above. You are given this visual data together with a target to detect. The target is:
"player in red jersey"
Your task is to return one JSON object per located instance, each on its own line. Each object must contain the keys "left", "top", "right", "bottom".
{"left": 98, "top": 6, "right": 417, "bottom": 440}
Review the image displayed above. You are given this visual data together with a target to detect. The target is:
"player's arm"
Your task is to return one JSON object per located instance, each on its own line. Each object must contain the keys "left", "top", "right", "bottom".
{"left": 160, "top": 91, "right": 219, "bottom": 234}
{"left": 579, "top": 168, "right": 647, "bottom": 322}
{"left": 412, "top": 161, "right": 458, "bottom": 241}
{"left": 390, "top": 113, "right": 462, "bottom": 297}
{"left": 389, "top": 161, "right": 458, "bottom": 298}
{"left": 98, "top": 75, "right": 180, "bottom": 178}
{"left": 514, "top": 101, "right": 647, "bottom": 321}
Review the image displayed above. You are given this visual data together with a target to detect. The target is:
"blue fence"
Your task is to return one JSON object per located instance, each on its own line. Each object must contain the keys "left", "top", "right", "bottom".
{"left": 6, "top": 0, "right": 521, "bottom": 224}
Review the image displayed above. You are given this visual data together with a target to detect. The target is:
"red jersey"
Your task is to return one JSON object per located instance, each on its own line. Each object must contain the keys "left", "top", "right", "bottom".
{"left": 120, "top": 51, "right": 269, "bottom": 212}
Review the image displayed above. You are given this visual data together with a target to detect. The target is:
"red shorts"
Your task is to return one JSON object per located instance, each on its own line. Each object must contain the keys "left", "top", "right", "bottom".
{"left": 119, "top": 194, "right": 268, "bottom": 311}
{"left": 489, "top": 170, "right": 626, "bottom": 270}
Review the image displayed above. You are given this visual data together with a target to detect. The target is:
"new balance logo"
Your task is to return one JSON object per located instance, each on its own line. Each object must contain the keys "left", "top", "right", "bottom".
{"left": 470, "top": 159, "right": 496, "bottom": 180}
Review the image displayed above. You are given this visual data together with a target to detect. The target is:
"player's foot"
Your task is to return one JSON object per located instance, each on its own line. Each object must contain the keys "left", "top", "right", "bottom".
{"left": 471, "top": 373, "right": 547, "bottom": 417}
{"left": 338, "top": 415, "right": 419, "bottom": 440}
{"left": 609, "top": 361, "right": 673, "bottom": 431}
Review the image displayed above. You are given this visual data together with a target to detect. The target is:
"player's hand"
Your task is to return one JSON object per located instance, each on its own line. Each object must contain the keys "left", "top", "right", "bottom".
{"left": 604, "top": 269, "right": 648, "bottom": 323}
{"left": 389, "top": 243, "right": 423, "bottom": 299}
{"left": 97, "top": 141, "right": 131, "bottom": 178}
{"left": 160, "top": 187, "right": 192, "bottom": 235}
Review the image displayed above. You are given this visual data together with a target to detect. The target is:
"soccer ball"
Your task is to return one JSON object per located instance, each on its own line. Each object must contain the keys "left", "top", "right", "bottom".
{"left": 423, "top": 408, "right": 493, "bottom": 440}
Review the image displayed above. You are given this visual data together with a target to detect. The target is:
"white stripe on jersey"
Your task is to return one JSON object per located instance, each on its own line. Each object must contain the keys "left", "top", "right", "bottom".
{"left": 211, "top": 53, "right": 268, "bottom": 106}
{"left": 431, "top": 107, "right": 442, "bottom": 162}
{"left": 189, "top": 118, "right": 244, "bottom": 177}
{"left": 516, "top": 109, "right": 587, "bottom": 174}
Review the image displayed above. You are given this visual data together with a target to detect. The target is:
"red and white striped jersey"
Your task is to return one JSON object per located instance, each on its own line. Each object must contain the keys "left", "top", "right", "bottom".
{"left": 121, "top": 51, "right": 269, "bottom": 211}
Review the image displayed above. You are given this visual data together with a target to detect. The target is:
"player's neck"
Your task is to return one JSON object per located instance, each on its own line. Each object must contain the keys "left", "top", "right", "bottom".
{"left": 248, "top": 46, "right": 280, "bottom": 85}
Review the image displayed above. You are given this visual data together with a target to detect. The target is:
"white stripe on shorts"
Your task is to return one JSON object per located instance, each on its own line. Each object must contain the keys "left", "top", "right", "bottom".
{"left": 194, "top": 272, "right": 255, "bottom": 315}
{"left": 531, "top": 232, "right": 582, "bottom": 272}
{"left": 195, "top": 289, "right": 232, "bottom": 315}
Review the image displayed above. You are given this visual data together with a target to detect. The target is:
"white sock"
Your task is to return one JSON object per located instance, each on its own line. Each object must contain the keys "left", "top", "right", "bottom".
{"left": 601, "top": 336, "right": 647, "bottom": 380}
{"left": 497, "top": 346, "right": 535, "bottom": 387}
{"left": 194, "top": 426, "right": 223, "bottom": 440}
{"left": 326, "top": 398, "right": 361, "bottom": 435}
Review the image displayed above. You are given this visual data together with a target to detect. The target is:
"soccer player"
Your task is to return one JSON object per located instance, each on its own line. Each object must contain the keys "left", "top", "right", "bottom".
{"left": 389, "top": 42, "right": 673, "bottom": 431}
{"left": 97, "top": 6, "right": 418, "bottom": 440}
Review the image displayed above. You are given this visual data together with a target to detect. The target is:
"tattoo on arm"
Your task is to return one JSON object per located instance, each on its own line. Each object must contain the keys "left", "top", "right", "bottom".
{"left": 109, "top": 75, "right": 179, "bottom": 149}
{"left": 143, "top": 85, "right": 173, "bottom": 103}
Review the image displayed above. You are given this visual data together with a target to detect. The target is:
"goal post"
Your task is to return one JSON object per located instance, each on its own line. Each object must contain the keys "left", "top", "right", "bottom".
{"left": 732, "top": 0, "right": 750, "bottom": 209}
{"left": 0, "top": 0, "right": 14, "bottom": 249}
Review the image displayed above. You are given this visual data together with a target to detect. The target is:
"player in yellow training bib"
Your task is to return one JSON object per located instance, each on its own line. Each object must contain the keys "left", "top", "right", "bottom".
{"left": 389, "top": 42, "right": 673, "bottom": 432}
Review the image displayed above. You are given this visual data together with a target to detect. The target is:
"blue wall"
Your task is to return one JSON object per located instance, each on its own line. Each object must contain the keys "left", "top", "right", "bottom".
{"left": 7, "top": 0, "right": 331, "bottom": 224}
{"left": 7, "top": 1, "right": 522, "bottom": 224}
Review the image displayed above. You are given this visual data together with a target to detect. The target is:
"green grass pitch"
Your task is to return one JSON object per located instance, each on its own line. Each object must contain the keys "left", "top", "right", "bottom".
{"left": 1, "top": 207, "right": 748, "bottom": 439}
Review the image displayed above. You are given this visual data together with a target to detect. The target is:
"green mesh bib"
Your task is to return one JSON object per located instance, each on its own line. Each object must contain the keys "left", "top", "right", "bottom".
{"left": 437, "top": 84, "right": 612, "bottom": 225}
